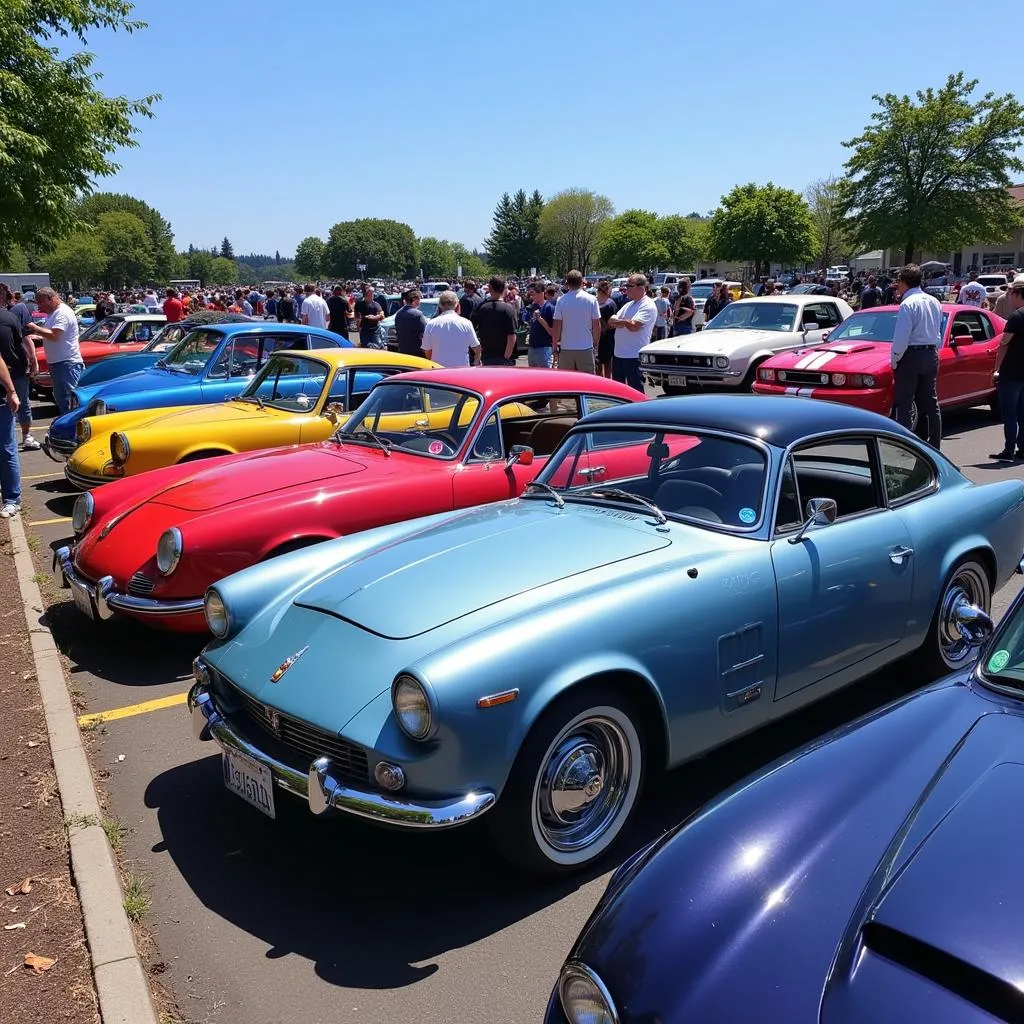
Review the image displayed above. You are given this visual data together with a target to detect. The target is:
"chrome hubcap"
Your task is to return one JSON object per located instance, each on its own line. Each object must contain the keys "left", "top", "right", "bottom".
{"left": 939, "top": 567, "right": 988, "bottom": 667}
{"left": 536, "top": 718, "right": 630, "bottom": 853}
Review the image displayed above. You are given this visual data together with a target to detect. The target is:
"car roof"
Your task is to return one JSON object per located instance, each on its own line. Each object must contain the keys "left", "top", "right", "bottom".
{"left": 581, "top": 393, "right": 918, "bottom": 447}
{"left": 377, "top": 366, "right": 642, "bottom": 400}
{"left": 269, "top": 349, "right": 437, "bottom": 369}
{"left": 120, "top": 313, "right": 166, "bottom": 321}
{"left": 849, "top": 303, "right": 987, "bottom": 314}
{"left": 209, "top": 321, "right": 326, "bottom": 335}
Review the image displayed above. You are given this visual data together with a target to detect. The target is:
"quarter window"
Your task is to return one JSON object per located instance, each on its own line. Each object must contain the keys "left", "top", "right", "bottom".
{"left": 879, "top": 439, "right": 935, "bottom": 504}
{"left": 789, "top": 439, "right": 881, "bottom": 521}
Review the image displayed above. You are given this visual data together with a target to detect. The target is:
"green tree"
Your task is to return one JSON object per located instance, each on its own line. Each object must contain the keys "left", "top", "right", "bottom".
{"left": 79, "top": 193, "right": 175, "bottom": 280}
{"left": 450, "top": 243, "right": 488, "bottom": 280}
{"left": 322, "top": 218, "right": 418, "bottom": 278}
{"left": 235, "top": 262, "right": 259, "bottom": 286}
{"left": 5, "top": 245, "right": 30, "bottom": 273}
{"left": 186, "top": 248, "right": 213, "bottom": 285}
{"left": 539, "top": 189, "right": 614, "bottom": 276}
{"left": 805, "top": 176, "right": 851, "bottom": 271}
{"left": 657, "top": 215, "right": 704, "bottom": 270}
{"left": 48, "top": 231, "right": 107, "bottom": 287}
{"left": 96, "top": 211, "right": 153, "bottom": 286}
{"left": 417, "top": 237, "right": 456, "bottom": 278}
{"left": 842, "top": 73, "right": 1024, "bottom": 264}
{"left": 485, "top": 189, "right": 546, "bottom": 273}
{"left": 294, "top": 236, "right": 325, "bottom": 279}
{"left": 170, "top": 252, "right": 189, "bottom": 279}
{"left": 595, "top": 209, "right": 664, "bottom": 272}
{"left": 219, "top": 237, "right": 234, "bottom": 259}
{"left": 0, "top": 2, "right": 156, "bottom": 261}
{"left": 210, "top": 256, "right": 238, "bottom": 283}
{"left": 707, "top": 183, "right": 815, "bottom": 278}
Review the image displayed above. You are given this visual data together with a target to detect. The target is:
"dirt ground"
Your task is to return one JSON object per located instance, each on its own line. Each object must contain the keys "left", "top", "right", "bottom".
{"left": 0, "top": 526, "right": 98, "bottom": 1024}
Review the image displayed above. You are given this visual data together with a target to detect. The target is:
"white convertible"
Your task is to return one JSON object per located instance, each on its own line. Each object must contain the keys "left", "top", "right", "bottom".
{"left": 640, "top": 295, "right": 853, "bottom": 395}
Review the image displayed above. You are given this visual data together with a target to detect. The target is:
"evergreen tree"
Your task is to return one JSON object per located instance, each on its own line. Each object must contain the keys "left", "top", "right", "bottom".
{"left": 485, "top": 189, "right": 546, "bottom": 273}
{"left": 220, "top": 236, "right": 234, "bottom": 259}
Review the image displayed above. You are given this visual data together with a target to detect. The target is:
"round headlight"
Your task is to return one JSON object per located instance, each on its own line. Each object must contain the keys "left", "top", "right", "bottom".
{"left": 156, "top": 527, "right": 182, "bottom": 576}
{"left": 559, "top": 963, "right": 617, "bottom": 1024}
{"left": 110, "top": 432, "right": 130, "bottom": 466}
{"left": 831, "top": 373, "right": 847, "bottom": 386}
{"left": 715, "top": 355, "right": 730, "bottom": 369}
{"left": 68, "top": 392, "right": 80, "bottom": 411}
{"left": 778, "top": 371, "right": 788, "bottom": 382}
{"left": 90, "top": 399, "right": 107, "bottom": 418}
{"left": 392, "top": 674, "right": 434, "bottom": 741}
{"left": 862, "top": 374, "right": 876, "bottom": 387}
{"left": 76, "top": 420, "right": 92, "bottom": 442}
{"left": 71, "top": 492, "right": 94, "bottom": 534}
{"left": 204, "top": 589, "right": 229, "bottom": 638}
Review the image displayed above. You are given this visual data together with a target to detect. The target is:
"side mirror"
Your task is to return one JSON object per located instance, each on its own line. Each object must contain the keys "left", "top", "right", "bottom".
{"left": 802, "top": 320, "right": 820, "bottom": 333}
{"left": 951, "top": 330, "right": 972, "bottom": 346}
{"left": 788, "top": 496, "right": 838, "bottom": 544}
{"left": 953, "top": 602, "right": 994, "bottom": 648}
{"left": 506, "top": 444, "right": 534, "bottom": 469}
{"left": 323, "top": 401, "right": 345, "bottom": 422}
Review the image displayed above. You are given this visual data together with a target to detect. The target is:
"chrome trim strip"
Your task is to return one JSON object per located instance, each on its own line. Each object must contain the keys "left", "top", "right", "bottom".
{"left": 63, "top": 465, "right": 104, "bottom": 491}
{"left": 188, "top": 684, "right": 496, "bottom": 828}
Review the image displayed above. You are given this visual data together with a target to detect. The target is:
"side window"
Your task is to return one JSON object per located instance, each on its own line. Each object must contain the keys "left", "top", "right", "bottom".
{"left": 309, "top": 332, "right": 337, "bottom": 349}
{"left": 261, "top": 334, "right": 307, "bottom": 362}
{"left": 791, "top": 439, "right": 881, "bottom": 520}
{"left": 135, "top": 324, "right": 154, "bottom": 342}
{"left": 350, "top": 369, "right": 391, "bottom": 408}
{"left": 819, "top": 303, "right": 843, "bottom": 327}
{"left": 951, "top": 312, "right": 987, "bottom": 344}
{"left": 116, "top": 323, "right": 136, "bottom": 343}
{"left": 879, "top": 439, "right": 936, "bottom": 504}
{"left": 208, "top": 340, "right": 235, "bottom": 379}
{"left": 583, "top": 395, "right": 630, "bottom": 416}
{"left": 471, "top": 411, "right": 503, "bottom": 460}
{"left": 803, "top": 303, "right": 829, "bottom": 327}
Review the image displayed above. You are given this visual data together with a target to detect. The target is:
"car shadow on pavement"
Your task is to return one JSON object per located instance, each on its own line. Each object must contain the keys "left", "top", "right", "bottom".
{"left": 143, "top": 656, "right": 927, "bottom": 992}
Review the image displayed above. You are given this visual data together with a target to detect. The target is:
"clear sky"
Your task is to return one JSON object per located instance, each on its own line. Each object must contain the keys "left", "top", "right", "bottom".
{"left": 78, "top": 0, "right": 1023, "bottom": 258}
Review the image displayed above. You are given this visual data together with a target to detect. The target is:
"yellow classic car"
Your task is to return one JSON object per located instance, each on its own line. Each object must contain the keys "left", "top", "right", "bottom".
{"left": 65, "top": 348, "right": 439, "bottom": 489}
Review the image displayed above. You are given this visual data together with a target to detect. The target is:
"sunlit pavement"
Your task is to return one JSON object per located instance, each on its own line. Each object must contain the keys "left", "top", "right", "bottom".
{"left": 21, "top": 388, "right": 1024, "bottom": 1024}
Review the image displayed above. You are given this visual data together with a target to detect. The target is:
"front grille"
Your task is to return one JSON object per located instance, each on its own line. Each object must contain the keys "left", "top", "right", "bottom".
{"left": 651, "top": 353, "right": 716, "bottom": 369}
{"left": 222, "top": 677, "right": 370, "bottom": 783}
{"left": 777, "top": 371, "right": 832, "bottom": 386}
{"left": 127, "top": 571, "right": 154, "bottom": 595}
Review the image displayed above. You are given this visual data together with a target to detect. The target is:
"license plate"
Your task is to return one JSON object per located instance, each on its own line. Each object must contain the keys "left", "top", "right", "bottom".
{"left": 222, "top": 750, "right": 276, "bottom": 819}
{"left": 69, "top": 577, "right": 95, "bottom": 621}
{"left": 667, "top": 375, "right": 688, "bottom": 386}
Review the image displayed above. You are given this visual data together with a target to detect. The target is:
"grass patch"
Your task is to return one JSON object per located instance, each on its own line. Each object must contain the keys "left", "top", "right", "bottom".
{"left": 65, "top": 811, "right": 100, "bottom": 831}
{"left": 31, "top": 571, "right": 49, "bottom": 585}
{"left": 25, "top": 533, "right": 39, "bottom": 553}
{"left": 100, "top": 814, "right": 126, "bottom": 852}
{"left": 123, "top": 872, "right": 150, "bottom": 922}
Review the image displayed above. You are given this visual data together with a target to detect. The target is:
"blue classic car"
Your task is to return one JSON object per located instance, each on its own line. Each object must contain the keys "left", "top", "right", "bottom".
{"left": 187, "top": 396, "right": 1024, "bottom": 873}
{"left": 544, "top": 584, "right": 1024, "bottom": 1024}
{"left": 43, "top": 321, "right": 349, "bottom": 459}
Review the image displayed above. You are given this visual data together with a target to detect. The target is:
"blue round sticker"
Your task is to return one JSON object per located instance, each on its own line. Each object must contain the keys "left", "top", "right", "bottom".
{"left": 738, "top": 507, "right": 756, "bottom": 524}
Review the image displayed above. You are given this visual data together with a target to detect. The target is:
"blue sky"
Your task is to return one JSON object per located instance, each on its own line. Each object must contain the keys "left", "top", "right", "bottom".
{"left": 76, "top": 1, "right": 1023, "bottom": 258}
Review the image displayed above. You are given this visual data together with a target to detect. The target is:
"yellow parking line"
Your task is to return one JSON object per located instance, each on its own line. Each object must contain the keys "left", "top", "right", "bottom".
{"left": 78, "top": 691, "right": 189, "bottom": 728}
{"left": 24, "top": 472, "right": 60, "bottom": 480}
{"left": 27, "top": 516, "right": 71, "bottom": 526}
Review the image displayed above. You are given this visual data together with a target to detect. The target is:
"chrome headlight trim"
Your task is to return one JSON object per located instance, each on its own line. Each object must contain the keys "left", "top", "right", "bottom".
{"left": 714, "top": 355, "right": 730, "bottom": 369}
{"left": 110, "top": 431, "right": 130, "bottom": 466}
{"left": 391, "top": 673, "right": 436, "bottom": 741}
{"left": 204, "top": 588, "right": 230, "bottom": 639}
{"left": 90, "top": 399, "right": 107, "bottom": 417}
{"left": 156, "top": 526, "right": 182, "bottom": 576}
{"left": 558, "top": 961, "right": 619, "bottom": 1024}
{"left": 71, "top": 492, "right": 94, "bottom": 534}
{"left": 77, "top": 420, "right": 92, "bottom": 442}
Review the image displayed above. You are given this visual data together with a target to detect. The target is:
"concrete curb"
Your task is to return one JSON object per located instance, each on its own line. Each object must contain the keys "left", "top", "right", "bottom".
{"left": 8, "top": 514, "right": 159, "bottom": 1024}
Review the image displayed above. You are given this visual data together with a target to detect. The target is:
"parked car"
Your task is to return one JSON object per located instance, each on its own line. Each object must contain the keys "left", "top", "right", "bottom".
{"left": 64, "top": 349, "right": 438, "bottom": 489}
{"left": 641, "top": 295, "right": 853, "bottom": 395}
{"left": 32, "top": 313, "right": 167, "bottom": 399}
{"left": 55, "top": 369, "right": 641, "bottom": 633}
{"left": 42, "top": 322, "right": 348, "bottom": 461}
{"left": 753, "top": 304, "right": 1004, "bottom": 428}
{"left": 978, "top": 273, "right": 1011, "bottom": 301}
{"left": 74, "top": 304, "right": 96, "bottom": 326}
{"left": 181, "top": 395, "right": 1024, "bottom": 872}
{"left": 544, "top": 573, "right": 1024, "bottom": 1024}
{"left": 383, "top": 298, "right": 439, "bottom": 351}
{"left": 688, "top": 279, "right": 755, "bottom": 329}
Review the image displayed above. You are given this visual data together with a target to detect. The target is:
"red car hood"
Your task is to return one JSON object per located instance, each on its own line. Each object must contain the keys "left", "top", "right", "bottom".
{"left": 765, "top": 341, "right": 891, "bottom": 374}
{"left": 152, "top": 444, "right": 368, "bottom": 512}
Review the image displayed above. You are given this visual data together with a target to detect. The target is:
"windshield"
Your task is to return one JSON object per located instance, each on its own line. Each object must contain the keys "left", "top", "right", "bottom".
{"left": 146, "top": 323, "right": 190, "bottom": 353}
{"left": 980, "top": 602, "right": 1024, "bottom": 691}
{"left": 537, "top": 427, "right": 767, "bottom": 529}
{"left": 691, "top": 285, "right": 715, "bottom": 299}
{"left": 241, "top": 354, "right": 329, "bottom": 411}
{"left": 340, "top": 382, "right": 481, "bottom": 457}
{"left": 80, "top": 317, "right": 122, "bottom": 341}
{"left": 703, "top": 302, "right": 798, "bottom": 332}
{"left": 161, "top": 328, "right": 225, "bottom": 374}
{"left": 828, "top": 311, "right": 950, "bottom": 344}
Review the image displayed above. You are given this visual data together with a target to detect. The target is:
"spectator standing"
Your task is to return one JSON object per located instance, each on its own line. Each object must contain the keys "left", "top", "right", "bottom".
{"left": 163, "top": 288, "right": 183, "bottom": 323}
{"left": 526, "top": 284, "right": 556, "bottom": 368}
{"left": 300, "top": 283, "right": 330, "bottom": 329}
{"left": 891, "top": 264, "right": 942, "bottom": 449}
{"left": 858, "top": 275, "right": 883, "bottom": 310}
{"left": 8, "top": 293, "right": 30, "bottom": 331}
{"left": 23, "top": 287, "right": 83, "bottom": 415}
{"left": 458, "top": 280, "right": 482, "bottom": 321}
{"left": 471, "top": 276, "right": 518, "bottom": 366}
{"left": 704, "top": 283, "right": 724, "bottom": 323}
{"left": 0, "top": 301, "right": 23, "bottom": 517}
{"left": 552, "top": 270, "right": 601, "bottom": 373}
{"left": 264, "top": 291, "right": 278, "bottom": 319}
{"left": 143, "top": 288, "right": 160, "bottom": 311}
{"left": 596, "top": 280, "right": 617, "bottom": 378}
{"left": 354, "top": 286, "right": 385, "bottom": 347}
{"left": 505, "top": 282, "right": 523, "bottom": 318}
{"left": 994, "top": 277, "right": 1022, "bottom": 320}
{"left": 654, "top": 287, "right": 671, "bottom": 341}
{"left": 958, "top": 271, "right": 987, "bottom": 308}
{"left": 990, "top": 281, "right": 1024, "bottom": 460}
{"left": 0, "top": 285, "right": 39, "bottom": 451}
{"left": 672, "top": 280, "right": 695, "bottom": 335}
{"left": 607, "top": 274, "right": 657, "bottom": 393}
{"left": 394, "top": 289, "right": 427, "bottom": 357}
{"left": 423, "top": 290, "right": 481, "bottom": 367}
{"left": 277, "top": 289, "right": 297, "bottom": 323}
{"left": 882, "top": 276, "right": 900, "bottom": 305}
{"left": 327, "top": 285, "right": 350, "bottom": 337}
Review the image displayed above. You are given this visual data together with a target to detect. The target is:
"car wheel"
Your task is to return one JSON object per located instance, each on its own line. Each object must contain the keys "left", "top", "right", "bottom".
{"left": 924, "top": 557, "right": 992, "bottom": 675}
{"left": 488, "top": 687, "right": 644, "bottom": 874}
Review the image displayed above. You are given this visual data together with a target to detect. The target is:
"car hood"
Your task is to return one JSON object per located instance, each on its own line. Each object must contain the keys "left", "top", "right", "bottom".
{"left": 571, "top": 682, "right": 1022, "bottom": 1023}
{"left": 294, "top": 503, "right": 673, "bottom": 639}
{"left": 643, "top": 328, "right": 798, "bottom": 355}
{"left": 152, "top": 444, "right": 365, "bottom": 511}
{"left": 765, "top": 341, "right": 890, "bottom": 373}
{"left": 119, "top": 401, "right": 277, "bottom": 434}
{"left": 92, "top": 365, "right": 196, "bottom": 397}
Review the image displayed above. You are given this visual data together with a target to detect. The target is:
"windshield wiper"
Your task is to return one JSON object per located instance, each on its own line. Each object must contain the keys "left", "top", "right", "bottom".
{"left": 586, "top": 488, "right": 667, "bottom": 524}
{"left": 154, "top": 358, "right": 167, "bottom": 368}
{"left": 334, "top": 428, "right": 392, "bottom": 457}
{"left": 522, "top": 481, "right": 564, "bottom": 508}
{"left": 231, "top": 395, "right": 264, "bottom": 409}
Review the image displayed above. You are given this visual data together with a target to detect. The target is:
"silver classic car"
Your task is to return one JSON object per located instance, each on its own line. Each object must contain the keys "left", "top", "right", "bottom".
{"left": 641, "top": 294, "right": 854, "bottom": 394}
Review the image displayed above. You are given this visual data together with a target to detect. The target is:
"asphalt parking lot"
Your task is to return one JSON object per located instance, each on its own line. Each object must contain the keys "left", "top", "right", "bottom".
{"left": 19, "top": 387, "right": 1024, "bottom": 1024}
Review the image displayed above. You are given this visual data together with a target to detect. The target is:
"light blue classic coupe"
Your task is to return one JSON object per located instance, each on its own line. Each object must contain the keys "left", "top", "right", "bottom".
{"left": 188, "top": 396, "right": 1024, "bottom": 872}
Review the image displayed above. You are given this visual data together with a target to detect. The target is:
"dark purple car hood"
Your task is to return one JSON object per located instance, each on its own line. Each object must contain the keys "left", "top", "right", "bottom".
{"left": 568, "top": 680, "right": 1024, "bottom": 1024}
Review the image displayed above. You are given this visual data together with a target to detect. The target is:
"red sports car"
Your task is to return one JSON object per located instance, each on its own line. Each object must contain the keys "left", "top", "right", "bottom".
{"left": 55, "top": 368, "right": 643, "bottom": 632}
{"left": 753, "top": 304, "right": 1005, "bottom": 424}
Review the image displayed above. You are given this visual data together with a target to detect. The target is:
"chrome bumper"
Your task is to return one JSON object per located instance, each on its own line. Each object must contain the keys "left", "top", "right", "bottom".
{"left": 644, "top": 363, "right": 743, "bottom": 381}
{"left": 188, "top": 683, "right": 496, "bottom": 829}
{"left": 53, "top": 545, "right": 205, "bottom": 619}
{"left": 63, "top": 464, "right": 106, "bottom": 491}
{"left": 42, "top": 433, "right": 77, "bottom": 463}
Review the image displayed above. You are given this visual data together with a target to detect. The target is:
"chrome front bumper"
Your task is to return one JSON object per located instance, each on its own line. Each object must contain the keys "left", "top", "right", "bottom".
{"left": 53, "top": 545, "right": 205, "bottom": 619}
{"left": 63, "top": 464, "right": 105, "bottom": 491}
{"left": 643, "top": 362, "right": 744, "bottom": 383}
{"left": 42, "top": 433, "right": 77, "bottom": 463}
{"left": 188, "top": 683, "right": 496, "bottom": 829}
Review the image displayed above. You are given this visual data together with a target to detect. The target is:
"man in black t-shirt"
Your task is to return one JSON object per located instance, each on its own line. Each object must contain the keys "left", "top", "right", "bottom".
{"left": 858, "top": 275, "right": 883, "bottom": 309}
{"left": 471, "top": 276, "right": 518, "bottom": 365}
{"left": 991, "top": 282, "right": 1024, "bottom": 460}
{"left": 394, "top": 289, "right": 427, "bottom": 357}
{"left": 326, "top": 285, "right": 350, "bottom": 336}
{"left": 458, "top": 279, "right": 482, "bottom": 321}
{"left": 354, "top": 285, "right": 385, "bottom": 347}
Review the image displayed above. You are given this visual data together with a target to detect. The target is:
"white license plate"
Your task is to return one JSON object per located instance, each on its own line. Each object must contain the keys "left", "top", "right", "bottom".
{"left": 69, "top": 578, "right": 95, "bottom": 620}
{"left": 667, "top": 375, "right": 688, "bottom": 386}
{"left": 222, "top": 750, "right": 276, "bottom": 819}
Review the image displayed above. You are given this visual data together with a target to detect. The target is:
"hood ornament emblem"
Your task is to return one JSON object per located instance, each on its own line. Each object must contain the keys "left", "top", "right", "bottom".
{"left": 270, "top": 645, "right": 309, "bottom": 683}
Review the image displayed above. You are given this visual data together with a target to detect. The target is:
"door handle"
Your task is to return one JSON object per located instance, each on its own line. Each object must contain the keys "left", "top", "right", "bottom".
{"left": 889, "top": 546, "right": 914, "bottom": 565}
{"left": 577, "top": 466, "right": 606, "bottom": 478}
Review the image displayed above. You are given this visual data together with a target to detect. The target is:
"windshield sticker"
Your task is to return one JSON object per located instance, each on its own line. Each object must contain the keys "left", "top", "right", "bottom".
{"left": 428, "top": 440, "right": 444, "bottom": 455}
{"left": 988, "top": 649, "right": 1011, "bottom": 673}
{"left": 738, "top": 507, "right": 757, "bottom": 524}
